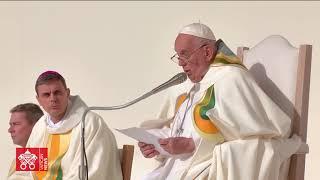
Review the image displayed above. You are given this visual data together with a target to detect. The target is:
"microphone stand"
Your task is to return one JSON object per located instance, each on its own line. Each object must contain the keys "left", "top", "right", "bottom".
{"left": 79, "top": 93, "right": 153, "bottom": 180}
{"left": 78, "top": 73, "right": 187, "bottom": 180}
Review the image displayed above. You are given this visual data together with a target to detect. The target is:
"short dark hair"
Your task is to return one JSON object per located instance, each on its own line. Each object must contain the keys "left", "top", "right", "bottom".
{"left": 10, "top": 103, "right": 44, "bottom": 125}
{"left": 35, "top": 71, "right": 67, "bottom": 94}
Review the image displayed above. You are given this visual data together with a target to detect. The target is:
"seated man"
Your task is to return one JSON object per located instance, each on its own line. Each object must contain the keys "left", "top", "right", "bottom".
{"left": 7, "top": 103, "right": 43, "bottom": 178}
{"left": 138, "top": 23, "right": 301, "bottom": 180}
{"left": 10, "top": 71, "right": 122, "bottom": 180}
{"left": 8, "top": 103, "right": 43, "bottom": 147}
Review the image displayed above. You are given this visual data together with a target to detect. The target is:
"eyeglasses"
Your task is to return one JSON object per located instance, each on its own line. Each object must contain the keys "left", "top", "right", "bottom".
{"left": 170, "top": 44, "right": 207, "bottom": 64}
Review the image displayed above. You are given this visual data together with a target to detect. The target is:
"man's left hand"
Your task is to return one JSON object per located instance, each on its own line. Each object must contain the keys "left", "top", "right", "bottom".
{"left": 159, "top": 137, "right": 195, "bottom": 155}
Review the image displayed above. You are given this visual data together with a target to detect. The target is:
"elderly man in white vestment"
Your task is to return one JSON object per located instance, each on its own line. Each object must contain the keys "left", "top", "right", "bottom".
{"left": 8, "top": 71, "right": 123, "bottom": 180}
{"left": 138, "top": 23, "right": 302, "bottom": 180}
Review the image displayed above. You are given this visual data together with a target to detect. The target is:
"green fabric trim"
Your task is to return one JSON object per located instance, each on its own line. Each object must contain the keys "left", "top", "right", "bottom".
{"left": 199, "top": 85, "right": 215, "bottom": 120}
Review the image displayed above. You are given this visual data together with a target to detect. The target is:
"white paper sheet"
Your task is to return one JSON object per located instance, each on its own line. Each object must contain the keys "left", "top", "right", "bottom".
{"left": 115, "top": 127, "right": 170, "bottom": 156}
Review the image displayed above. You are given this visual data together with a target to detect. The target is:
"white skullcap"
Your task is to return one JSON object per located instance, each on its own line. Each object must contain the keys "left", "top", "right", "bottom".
{"left": 179, "top": 22, "right": 216, "bottom": 41}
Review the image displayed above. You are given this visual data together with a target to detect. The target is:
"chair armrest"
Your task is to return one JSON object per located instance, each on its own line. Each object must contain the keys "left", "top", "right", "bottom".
{"left": 294, "top": 142, "right": 309, "bottom": 154}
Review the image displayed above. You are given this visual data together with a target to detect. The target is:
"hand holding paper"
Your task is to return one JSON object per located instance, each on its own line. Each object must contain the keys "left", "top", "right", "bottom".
{"left": 138, "top": 142, "right": 159, "bottom": 158}
{"left": 159, "top": 137, "right": 195, "bottom": 155}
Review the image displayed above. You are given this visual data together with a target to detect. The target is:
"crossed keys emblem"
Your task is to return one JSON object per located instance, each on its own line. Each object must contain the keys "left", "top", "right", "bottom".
{"left": 18, "top": 149, "right": 38, "bottom": 170}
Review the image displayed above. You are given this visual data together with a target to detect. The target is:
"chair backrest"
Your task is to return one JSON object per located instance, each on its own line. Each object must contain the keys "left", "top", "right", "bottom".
{"left": 237, "top": 35, "right": 312, "bottom": 180}
{"left": 119, "top": 145, "right": 134, "bottom": 180}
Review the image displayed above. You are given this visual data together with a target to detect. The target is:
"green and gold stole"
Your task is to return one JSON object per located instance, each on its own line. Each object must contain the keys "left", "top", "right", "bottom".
{"left": 34, "top": 130, "right": 72, "bottom": 180}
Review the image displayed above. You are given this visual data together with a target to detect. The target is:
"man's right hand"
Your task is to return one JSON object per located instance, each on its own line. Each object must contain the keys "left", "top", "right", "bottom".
{"left": 138, "top": 142, "right": 160, "bottom": 158}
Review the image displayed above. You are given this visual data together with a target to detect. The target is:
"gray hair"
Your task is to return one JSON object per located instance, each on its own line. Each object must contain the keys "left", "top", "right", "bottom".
{"left": 195, "top": 36, "right": 216, "bottom": 48}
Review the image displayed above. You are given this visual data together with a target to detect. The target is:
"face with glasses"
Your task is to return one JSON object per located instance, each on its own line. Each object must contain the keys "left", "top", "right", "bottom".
{"left": 172, "top": 34, "right": 215, "bottom": 83}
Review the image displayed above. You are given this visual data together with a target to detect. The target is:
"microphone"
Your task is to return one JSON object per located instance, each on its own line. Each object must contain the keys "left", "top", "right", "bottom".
{"left": 79, "top": 72, "right": 187, "bottom": 180}
{"left": 151, "top": 72, "right": 188, "bottom": 95}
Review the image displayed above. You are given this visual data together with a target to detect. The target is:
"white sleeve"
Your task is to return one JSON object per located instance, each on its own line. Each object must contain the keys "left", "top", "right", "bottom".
{"left": 207, "top": 69, "right": 291, "bottom": 140}
{"left": 63, "top": 113, "right": 123, "bottom": 180}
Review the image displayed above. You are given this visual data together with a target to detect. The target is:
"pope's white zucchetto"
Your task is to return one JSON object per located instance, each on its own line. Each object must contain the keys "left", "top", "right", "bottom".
{"left": 179, "top": 22, "right": 216, "bottom": 41}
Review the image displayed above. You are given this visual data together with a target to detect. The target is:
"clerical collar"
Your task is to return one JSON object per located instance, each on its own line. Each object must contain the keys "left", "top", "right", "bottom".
{"left": 47, "top": 116, "right": 64, "bottom": 128}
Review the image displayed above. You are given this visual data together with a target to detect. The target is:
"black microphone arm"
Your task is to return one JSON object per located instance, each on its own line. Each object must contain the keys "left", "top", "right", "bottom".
{"left": 79, "top": 72, "right": 187, "bottom": 180}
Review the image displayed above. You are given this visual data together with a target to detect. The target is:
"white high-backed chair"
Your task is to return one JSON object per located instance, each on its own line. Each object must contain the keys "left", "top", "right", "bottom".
{"left": 237, "top": 35, "right": 312, "bottom": 180}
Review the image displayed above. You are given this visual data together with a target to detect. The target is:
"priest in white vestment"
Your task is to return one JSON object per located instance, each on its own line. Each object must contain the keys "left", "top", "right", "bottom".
{"left": 8, "top": 71, "right": 123, "bottom": 180}
{"left": 138, "top": 23, "right": 302, "bottom": 180}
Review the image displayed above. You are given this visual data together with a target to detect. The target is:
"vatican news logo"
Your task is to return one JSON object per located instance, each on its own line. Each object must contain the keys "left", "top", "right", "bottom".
{"left": 16, "top": 148, "right": 48, "bottom": 171}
